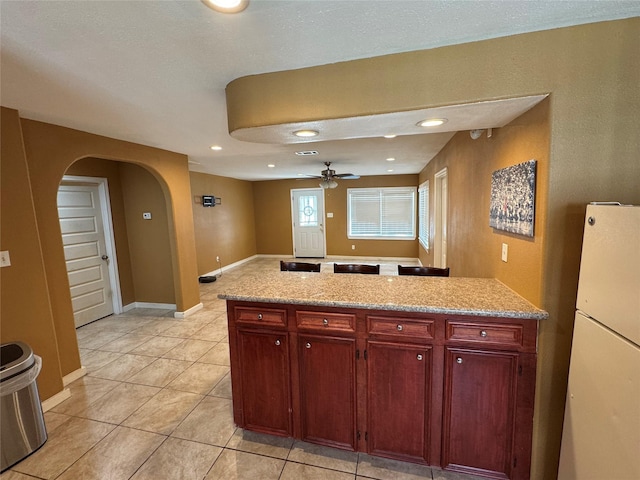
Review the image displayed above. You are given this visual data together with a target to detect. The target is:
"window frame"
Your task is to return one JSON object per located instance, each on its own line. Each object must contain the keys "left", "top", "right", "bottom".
{"left": 418, "top": 180, "right": 430, "bottom": 250}
{"left": 346, "top": 186, "right": 417, "bottom": 240}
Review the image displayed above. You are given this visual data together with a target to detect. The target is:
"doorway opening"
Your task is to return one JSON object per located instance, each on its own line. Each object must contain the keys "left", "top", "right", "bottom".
{"left": 434, "top": 168, "right": 448, "bottom": 269}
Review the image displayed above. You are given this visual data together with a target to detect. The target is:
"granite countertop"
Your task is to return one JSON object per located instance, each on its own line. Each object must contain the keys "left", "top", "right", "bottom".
{"left": 218, "top": 272, "right": 548, "bottom": 320}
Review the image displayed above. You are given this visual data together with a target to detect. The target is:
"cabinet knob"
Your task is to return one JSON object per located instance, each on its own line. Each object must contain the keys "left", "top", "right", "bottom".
{"left": 456, "top": 357, "right": 463, "bottom": 364}
{"left": 275, "top": 340, "right": 281, "bottom": 346}
{"left": 417, "top": 354, "right": 423, "bottom": 361}
{"left": 305, "top": 342, "right": 311, "bottom": 349}
{"left": 257, "top": 313, "right": 263, "bottom": 320}
{"left": 323, "top": 318, "right": 329, "bottom": 326}
{"left": 480, "top": 330, "right": 487, "bottom": 337}
{"left": 397, "top": 324, "right": 403, "bottom": 331}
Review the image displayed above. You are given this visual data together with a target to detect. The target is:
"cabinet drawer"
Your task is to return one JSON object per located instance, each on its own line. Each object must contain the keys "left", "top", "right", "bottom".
{"left": 368, "top": 316, "right": 434, "bottom": 341}
{"left": 235, "top": 307, "right": 287, "bottom": 328}
{"left": 296, "top": 311, "right": 356, "bottom": 333}
{"left": 446, "top": 321, "right": 523, "bottom": 348}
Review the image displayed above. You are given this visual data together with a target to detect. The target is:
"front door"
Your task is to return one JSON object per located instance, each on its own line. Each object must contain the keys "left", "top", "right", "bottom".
{"left": 57, "top": 183, "right": 115, "bottom": 327}
{"left": 291, "top": 188, "right": 325, "bottom": 258}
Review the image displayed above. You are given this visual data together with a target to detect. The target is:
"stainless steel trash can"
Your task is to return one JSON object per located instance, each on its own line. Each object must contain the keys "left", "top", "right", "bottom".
{"left": 0, "top": 341, "right": 47, "bottom": 472}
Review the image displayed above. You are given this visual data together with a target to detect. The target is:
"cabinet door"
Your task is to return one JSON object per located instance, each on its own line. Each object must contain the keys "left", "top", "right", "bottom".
{"left": 237, "top": 329, "right": 292, "bottom": 436}
{"left": 298, "top": 334, "right": 357, "bottom": 450}
{"left": 442, "top": 348, "right": 518, "bottom": 478}
{"left": 367, "top": 340, "right": 431, "bottom": 463}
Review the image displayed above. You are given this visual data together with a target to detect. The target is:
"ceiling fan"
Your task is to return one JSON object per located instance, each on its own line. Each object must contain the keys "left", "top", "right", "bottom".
{"left": 309, "top": 162, "right": 360, "bottom": 189}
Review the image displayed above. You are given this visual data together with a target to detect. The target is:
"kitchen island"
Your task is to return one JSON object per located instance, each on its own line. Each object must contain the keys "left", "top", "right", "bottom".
{"left": 219, "top": 272, "right": 547, "bottom": 480}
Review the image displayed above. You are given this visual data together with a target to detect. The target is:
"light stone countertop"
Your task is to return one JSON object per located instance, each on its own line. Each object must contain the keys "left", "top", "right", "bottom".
{"left": 218, "top": 272, "right": 548, "bottom": 320}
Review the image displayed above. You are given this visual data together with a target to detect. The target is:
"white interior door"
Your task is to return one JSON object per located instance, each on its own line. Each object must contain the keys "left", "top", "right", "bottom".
{"left": 434, "top": 168, "right": 448, "bottom": 268}
{"left": 58, "top": 181, "right": 119, "bottom": 327}
{"left": 291, "top": 188, "right": 325, "bottom": 258}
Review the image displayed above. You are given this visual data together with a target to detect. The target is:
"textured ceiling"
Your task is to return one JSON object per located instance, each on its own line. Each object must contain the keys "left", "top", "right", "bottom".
{"left": 1, "top": 0, "right": 638, "bottom": 180}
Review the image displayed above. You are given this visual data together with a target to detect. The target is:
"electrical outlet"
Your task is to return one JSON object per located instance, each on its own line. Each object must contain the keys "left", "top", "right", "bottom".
{"left": 216, "top": 256, "right": 220, "bottom": 263}
{"left": 351, "top": 245, "right": 356, "bottom": 250}
{"left": 501, "top": 243, "right": 508, "bottom": 262}
{"left": 142, "top": 212, "right": 152, "bottom": 220}
{"left": 0, "top": 250, "right": 11, "bottom": 267}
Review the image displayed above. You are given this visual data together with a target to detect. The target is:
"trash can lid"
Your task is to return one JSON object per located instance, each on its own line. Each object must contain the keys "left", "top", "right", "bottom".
{"left": 0, "top": 341, "right": 35, "bottom": 382}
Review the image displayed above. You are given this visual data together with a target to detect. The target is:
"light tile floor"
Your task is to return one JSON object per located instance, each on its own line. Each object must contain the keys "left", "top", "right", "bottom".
{"left": 2, "top": 257, "right": 485, "bottom": 480}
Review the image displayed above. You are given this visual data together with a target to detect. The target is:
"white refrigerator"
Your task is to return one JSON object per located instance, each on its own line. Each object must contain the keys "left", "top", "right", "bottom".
{"left": 558, "top": 204, "right": 640, "bottom": 479}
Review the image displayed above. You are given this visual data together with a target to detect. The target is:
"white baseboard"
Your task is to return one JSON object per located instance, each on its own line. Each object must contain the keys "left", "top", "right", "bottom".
{"left": 201, "top": 254, "right": 259, "bottom": 277}
{"left": 41, "top": 388, "right": 71, "bottom": 412}
{"left": 63, "top": 366, "right": 87, "bottom": 386}
{"left": 174, "top": 302, "right": 203, "bottom": 319}
{"left": 123, "top": 302, "right": 177, "bottom": 312}
{"left": 326, "top": 255, "right": 420, "bottom": 262}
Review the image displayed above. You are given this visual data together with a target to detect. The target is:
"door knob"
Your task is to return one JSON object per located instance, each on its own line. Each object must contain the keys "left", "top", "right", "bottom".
{"left": 305, "top": 342, "right": 311, "bottom": 349}
{"left": 101, "top": 255, "right": 109, "bottom": 261}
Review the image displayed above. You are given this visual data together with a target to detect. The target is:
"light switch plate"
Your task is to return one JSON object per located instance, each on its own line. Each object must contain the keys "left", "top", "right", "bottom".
{"left": 1, "top": 250, "right": 11, "bottom": 267}
{"left": 501, "top": 243, "right": 508, "bottom": 262}
{"left": 143, "top": 212, "right": 152, "bottom": 220}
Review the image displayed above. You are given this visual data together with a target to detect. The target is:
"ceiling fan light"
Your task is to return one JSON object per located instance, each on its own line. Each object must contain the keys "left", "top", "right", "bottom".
{"left": 319, "top": 178, "right": 338, "bottom": 189}
{"left": 201, "top": 0, "right": 249, "bottom": 13}
{"left": 294, "top": 129, "right": 319, "bottom": 138}
{"left": 417, "top": 118, "right": 447, "bottom": 128}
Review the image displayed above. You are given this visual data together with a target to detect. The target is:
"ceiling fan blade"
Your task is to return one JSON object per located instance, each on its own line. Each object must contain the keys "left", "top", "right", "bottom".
{"left": 334, "top": 173, "right": 360, "bottom": 179}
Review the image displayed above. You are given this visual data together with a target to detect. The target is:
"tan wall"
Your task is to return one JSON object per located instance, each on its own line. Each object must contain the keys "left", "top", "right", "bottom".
{"left": 1, "top": 108, "right": 63, "bottom": 400}
{"left": 0, "top": 110, "right": 201, "bottom": 401}
{"left": 226, "top": 19, "right": 640, "bottom": 478}
{"left": 65, "top": 158, "right": 136, "bottom": 305}
{"left": 419, "top": 99, "right": 549, "bottom": 306}
{"left": 190, "top": 172, "right": 257, "bottom": 274}
{"left": 119, "top": 163, "right": 175, "bottom": 303}
{"left": 253, "top": 175, "right": 419, "bottom": 257}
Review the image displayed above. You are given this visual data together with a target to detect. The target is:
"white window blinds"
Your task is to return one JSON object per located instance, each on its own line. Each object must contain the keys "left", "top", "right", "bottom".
{"left": 347, "top": 187, "right": 416, "bottom": 240}
{"left": 418, "top": 181, "right": 429, "bottom": 249}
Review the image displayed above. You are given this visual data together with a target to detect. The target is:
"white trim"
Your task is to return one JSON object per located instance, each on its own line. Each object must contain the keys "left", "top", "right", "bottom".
{"left": 326, "top": 255, "right": 420, "bottom": 263}
{"left": 174, "top": 302, "right": 204, "bottom": 319}
{"left": 63, "top": 366, "right": 87, "bottom": 386}
{"left": 122, "top": 302, "right": 176, "bottom": 312}
{"left": 41, "top": 388, "right": 71, "bottom": 412}
{"left": 201, "top": 254, "right": 259, "bottom": 277}
{"left": 61, "top": 175, "right": 123, "bottom": 315}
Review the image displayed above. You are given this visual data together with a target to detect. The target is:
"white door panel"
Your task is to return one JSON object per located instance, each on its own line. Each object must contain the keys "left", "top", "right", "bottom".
{"left": 58, "top": 184, "right": 114, "bottom": 327}
{"left": 291, "top": 189, "right": 325, "bottom": 258}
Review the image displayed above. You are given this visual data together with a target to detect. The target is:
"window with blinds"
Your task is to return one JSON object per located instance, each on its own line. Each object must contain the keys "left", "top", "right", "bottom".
{"left": 418, "top": 181, "right": 429, "bottom": 250}
{"left": 347, "top": 187, "right": 416, "bottom": 240}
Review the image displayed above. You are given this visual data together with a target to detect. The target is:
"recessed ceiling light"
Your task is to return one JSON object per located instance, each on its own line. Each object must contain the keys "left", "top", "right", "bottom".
{"left": 386, "top": 157, "right": 395, "bottom": 162}
{"left": 210, "top": 145, "right": 222, "bottom": 151}
{"left": 267, "top": 164, "right": 275, "bottom": 168}
{"left": 383, "top": 134, "right": 397, "bottom": 139}
{"left": 417, "top": 118, "right": 447, "bottom": 127}
{"left": 293, "top": 129, "right": 319, "bottom": 138}
{"left": 387, "top": 169, "right": 394, "bottom": 173}
{"left": 201, "top": 0, "right": 249, "bottom": 14}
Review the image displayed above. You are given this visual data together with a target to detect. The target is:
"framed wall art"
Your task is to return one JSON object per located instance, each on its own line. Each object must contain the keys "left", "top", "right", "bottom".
{"left": 489, "top": 159, "right": 537, "bottom": 237}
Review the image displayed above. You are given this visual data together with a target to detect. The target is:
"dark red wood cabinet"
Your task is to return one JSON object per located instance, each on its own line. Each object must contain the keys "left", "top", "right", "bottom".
{"left": 367, "top": 340, "right": 432, "bottom": 463}
{"left": 298, "top": 334, "right": 357, "bottom": 450}
{"left": 236, "top": 329, "right": 292, "bottom": 436}
{"left": 227, "top": 301, "right": 538, "bottom": 480}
